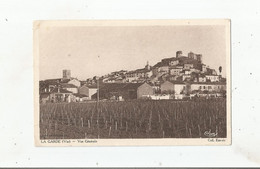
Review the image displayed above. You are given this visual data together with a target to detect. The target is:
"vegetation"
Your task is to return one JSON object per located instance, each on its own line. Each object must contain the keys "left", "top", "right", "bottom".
{"left": 161, "top": 89, "right": 175, "bottom": 95}
{"left": 39, "top": 99, "right": 226, "bottom": 139}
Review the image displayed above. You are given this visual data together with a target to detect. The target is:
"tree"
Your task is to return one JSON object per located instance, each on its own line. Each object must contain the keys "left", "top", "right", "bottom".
{"left": 155, "top": 88, "right": 161, "bottom": 94}
{"left": 161, "top": 90, "right": 168, "bottom": 95}
{"left": 219, "top": 66, "right": 222, "bottom": 75}
{"left": 167, "top": 89, "right": 175, "bottom": 95}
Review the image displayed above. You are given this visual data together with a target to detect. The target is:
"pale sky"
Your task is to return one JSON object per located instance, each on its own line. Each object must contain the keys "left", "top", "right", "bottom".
{"left": 39, "top": 25, "right": 227, "bottom": 80}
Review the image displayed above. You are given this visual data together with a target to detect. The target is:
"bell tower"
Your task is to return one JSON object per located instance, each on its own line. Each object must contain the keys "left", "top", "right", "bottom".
{"left": 63, "top": 69, "right": 71, "bottom": 79}
{"left": 145, "top": 61, "right": 151, "bottom": 71}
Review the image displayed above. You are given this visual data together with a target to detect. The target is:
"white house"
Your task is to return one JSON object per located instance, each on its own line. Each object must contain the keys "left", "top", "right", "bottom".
{"left": 174, "top": 83, "right": 186, "bottom": 94}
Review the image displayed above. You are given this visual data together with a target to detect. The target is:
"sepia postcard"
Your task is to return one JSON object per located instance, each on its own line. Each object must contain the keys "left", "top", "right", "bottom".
{"left": 34, "top": 20, "right": 231, "bottom": 146}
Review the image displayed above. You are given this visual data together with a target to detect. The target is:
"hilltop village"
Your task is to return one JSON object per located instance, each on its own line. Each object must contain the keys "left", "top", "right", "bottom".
{"left": 39, "top": 51, "right": 226, "bottom": 103}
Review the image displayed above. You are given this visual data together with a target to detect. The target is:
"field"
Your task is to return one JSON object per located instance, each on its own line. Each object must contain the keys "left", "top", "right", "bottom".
{"left": 39, "top": 99, "right": 226, "bottom": 139}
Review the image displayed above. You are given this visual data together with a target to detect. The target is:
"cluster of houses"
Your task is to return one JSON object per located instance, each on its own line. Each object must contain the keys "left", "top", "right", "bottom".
{"left": 39, "top": 70, "right": 97, "bottom": 103}
{"left": 101, "top": 51, "right": 221, "bottom": 84}
{"left": 39, "top": 51, "right": 226, "bottom": 103}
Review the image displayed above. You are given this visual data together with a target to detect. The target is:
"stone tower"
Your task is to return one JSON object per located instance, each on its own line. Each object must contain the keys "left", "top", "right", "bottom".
{"left": 63, "top": 69, "right": 71, "bottom": 79}
{"left": 188, "top": 52, "right": 195, "bottom": 59}
{"left": 196, "top": 54, "right": 202, "bottom": 63}
{"left": 176, "top": 51, "right": 182, "bottom": 58}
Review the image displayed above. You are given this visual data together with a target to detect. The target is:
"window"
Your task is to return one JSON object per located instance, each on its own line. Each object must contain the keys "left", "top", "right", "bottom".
{"left": 208, "top": 86, "right": 212, "bottom": 89}
{"left": 203, "top": 86, "right": 206, "bottom": 89}
{"left": 199, "top": 86, "right": 202, "bottom": 89}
